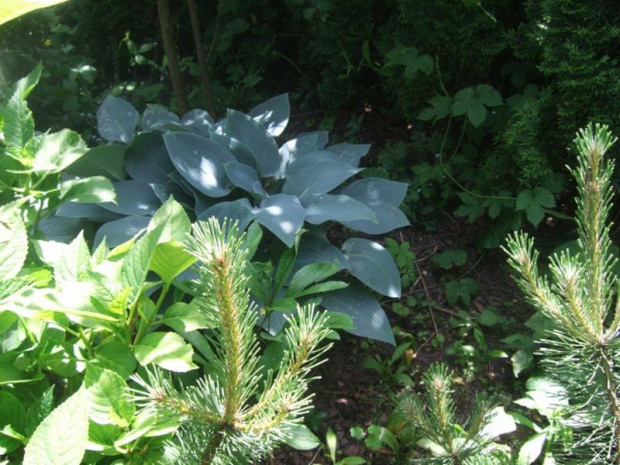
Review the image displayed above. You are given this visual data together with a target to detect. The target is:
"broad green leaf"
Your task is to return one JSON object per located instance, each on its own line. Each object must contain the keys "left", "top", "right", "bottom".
{"left": 268, "top": 297, "right": 297, "bottom": 313}
{"left": 248, "top": 93, "right": 290, "bottom": 137}
{"left": 35, "top": 231, "right": 90, "bottom": 283}
{"left": 142, "top": 104, "right": 179, "bottom": 131}
{"left": 254, "top": 194, "right": 306, "bottom": 247}
{"left": 286, "top": 260, "right": 339, "bottom": 297}
{"left": 517, "top": 432, "right": 547, "bottom": 465}
{"left": 480, "top": 406, "right": 517, "bottom": 439}
{"left": 516, "top": 188, "right": 555, "bottom": 227}
{"left": 100, "top": 180, "right": 161, "bottom": 216}
{"left": 478, "top": 306, "right": 500, "bottom": 327}
{"left": 198, "top": 198, "right": 256, "bottom": 232}
{"left": 224, "top": 161, "right": 267, "bottom": 197}
{"left": 453, "top": 85, "right": 502, "bottom": 127}
{"left": 87, "top": 422, "right": 123, "bottom": 455}
{"left": 278, "top": 132, "right": 329, "bottom": 176}
{"left": 120, "top": 221, "right": 167, "bottom": 305}
{"left": 134, "top": 332, "right": 197, "bottom": 372}
{"left": 321, "top": 284, "right": 395, "bottom": 345}
{"left": 432, "top": 249, "right": 467, "bottom": 270}
{"left": 476, "top": 84, "right": 503, "bottom": 107}
{"left": 164, "top": 132, "right": 234, "bottom": 198}
{"left": 8, "top": 62, "right": 42, "bottom": 100}
{"left": 97, "top": 96, "right": 139, "bottom": 143}
{"left": 226, "top": 109, "right": 282, "bottom": 177}
{"left": 0, "top": 203, "right": 28, "bottom": 280}
{"left": 418, "top": 95, "right": 453, "bottom": 122}
{"left": 342, "top": 238, "right": 401, "bottom": 298}
{"left": 25, "top": 387, "right": 54, "bottom": 437}
{"left": 84, "top": 365, "right": 134, "bottom": 427}
{"left": 3, "top": 90, "right": 34, "bottom": 154}
{"left": 445, "top": 278, "right": 478, "bottom": 306}
{"left": 295, "top": 233, "right": 349, "bottom": 271}
{"left": 147, "top": 196, "right": 191, "bottom": 243}
{"left": 0, "top": 391, "right": 26, "bottom": 454}
{"left": 66, "top": 145, "right": 127, "bottom": 181}
{"left": 328, "top": 143, "right": 370, "bottom": 167}
{"left": 94, "top": 216, "right": 150, "bottom": 249}
{"left": 282, "top": 424, "right": 320, "bottom": 451}
{"left": 124, "top": 133, "right": 176, "bottom": 185}
{"left": 295, "top": 280, "right": 348, "bottom": 298}
{"left": 23, "top": 388, "right": 89, "bottom": 465}
{"left": 60, "top": 176, "right": 116, "bottom": 203}
{"left": 150, "top": 241, "right": 197, "bottom": 284}
{"left": 273, "top": 247, "right": 297, "bottom": 298}
{"left": 31, "top": 129, "right": 88, "bottom": 173}
{"left": 0, "top": 0, "right": 67, "bottom": 26}
{"left": 161, "top": 301, "right": 212, "bottom": 333}
{"left": 93, "top": 341, "right": 137, "bottom": 380}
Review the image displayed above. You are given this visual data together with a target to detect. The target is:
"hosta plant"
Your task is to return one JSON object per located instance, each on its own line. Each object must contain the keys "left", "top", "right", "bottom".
{"left": 131, "top": 218, "right": 332, "bottom": 464}
{"left": 505, "top": 124, "right": 620, "bottom": 463}
{"left": 62, "top": 93, "right": 408, "bottom": 343}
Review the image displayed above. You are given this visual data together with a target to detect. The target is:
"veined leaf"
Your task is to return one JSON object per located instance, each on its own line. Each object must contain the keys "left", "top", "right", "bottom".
{"left": 97, "top": 96, "right": 139, "bottom": 143}
{"left": 150, "top": 241, "right": 197, "bottom": 284}
{"left": 85, "top": 365, "right": 135, "bottom": 427}
{"left": 286, "top": 260, "right": 339, "bottom": 298}
{"left": 60, "top": 176, "right": 116, "bottom": 203}
{"left": 31, "top": 129, "right": 88, "bottom": 173}
{"left": 161, "top": 301, "right": 212, "bottom": 333}
{"left": 3, "top": 91, "right": 34, "bottom": 156}
{"left": 66, "top": 144, "right": 127, "bottom": 181}
{"left": 254, "top": 194, "right": 306, "bottom": 247}
{"left": 134, "top": 332, "right": 197, "bottom": 372}
{"left": 100, "top": 180, "right": 161, "bottom": 216}
{"left": 23, "top": 387, "right": 88, "bottom": 465}
{"left": 0, "top": 202, "right": 28, "bottom": 280}
{"left": 248, "top": 93, "right": 290, "bottom": 137}
{"left": 342, "top": 238, "right": 401, "bottom": 298}
{"left": 303, "top": 194, "right": 377, "bottom": 225}
{"left": 0, "top": 391, "right": 26, "bottom": 454}
{"left": 147, "top": 196, "right": 191, "bottom": 243}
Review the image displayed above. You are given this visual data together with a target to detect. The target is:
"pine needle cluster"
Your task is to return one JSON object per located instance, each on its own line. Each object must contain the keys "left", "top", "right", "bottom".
{"left": 505, "top": 123, "right": 620, "bottom": 463}
{"left": 131, "top": 219, "right": 332, "bottom": 464}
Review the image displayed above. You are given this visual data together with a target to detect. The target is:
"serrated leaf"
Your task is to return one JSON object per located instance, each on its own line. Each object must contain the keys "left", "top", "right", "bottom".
{"left": 150, "top": 241, "right": 197, "bottom": 284}
{"left": 93, "top": 341, "right": 137, "bottom": 379}
{"left": 97, "top": 96, "right": 139, "bottom": 143}
{"left": 147, "top": 196, "right": 192, "bottom": 243}
{"left": 30, "top": 129, "right": 88, "bottom": 173}
{"left": 85, "top": 365, "right": 134, "bottom": 427}
{"left": 60, "top": 176, "right": 116, "bottom": 203}
{"left": 164, "top": 132, "right": 234, "bottom": 198}
{"left": 342, "top": 238, "right": 401, "bottom": 298}
{"left": 0, "top": 391, "right": 26, "bottom": 454}
{"left": 66, "top": 144, "right": 127, "bottom": 181}
{"left": 161, "top": 301, "right": 212, "bottom": 333}
{"left": 134, "top": 332, "right": 197, "bottom": 372}
{"left": 3, "top": 91, "right": 33, "bottom": 153}
{"left": 25, "top": 387, "right": 54, "bottom": 437}
{"left": 467, "top": 101, "right": 487, "bottom": 127}
{"left": 432, "top": 249, "right": 467, "bottom": 270}
{"left": 0, "top": 203, "right": 28, "bottom": 280}
{"left": 23, "top": 388, "right": 88, "bottom": 465}
{"left": 476, "top": 84, "right": 503, "bottom": 107}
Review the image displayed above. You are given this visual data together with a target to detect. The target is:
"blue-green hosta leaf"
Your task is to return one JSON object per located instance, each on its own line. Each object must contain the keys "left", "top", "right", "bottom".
{"left": 209, "top": 133, "right": 255, "bottom": 167}
{"left": 142, "top": 104, "right": 179, "bottom": 131}
{"left": 85, "top": 365, "right": 134, "bottom": 427}
{"left": 181, "top": 109, "right": 213, "bottom": 135}
{"left": 198, "top": 198, "right": 256, "bottom": 231}
{"left": 224, "top": 161, "right": 267, "bottom": 197}
{"left": 303, "top": 194, "right": 376, "bottom": 225}
{"left": 94, "top": 216, "right": 150, "bottom": 248}
{"left": 66, "top": 144, "right": 127, "bottom": 181}
{"left": 37, "top": 217, "right": 88, "bottom": 242}
{"left": 97, "top": 96, "right": 139, "bottom": 143}
{"left": 225, "top": 109, "right": 281, "bottom": 177}
{"left": 100, "top": 180, "right": 161, "bottom": 216}
{"left": 0, "top": 391, "right": 25, "bottom": 454}
{"left": 277, "top": 131, "right": 329, "bottom": 177}
{"left": 321, "top": 285, "right": 395, "bottom": 345}
{"left": 282, "top": 151, "right": 361, "bottom": 199}
{"left": 31, "top": 129, "right": 88, "bottom": 173}
{"left": 328, "top": 143, "right": 371, "bottom": 167}
{"left": 254, "top": 194, "right": 306, "bottom": 247}
{"left": 125, "top": 133, "right": 176, "bottom": 184}
{"left": 60, "top": 176, "right": 116, "bottom": 203}
{"left": 342, "top": 238, "right": 401, "bottom": 298}
{"left": 134, "top": 332, "right": 197, "bottom": 372}
{"left": 339, "top": 178, "right": 410, "bottom": 234}
{"left": 56, "top": 202, "right": 122, "bottom": 222}
{"left": 164, "top": 132, "right": 234, "bottom": 198}
{"left": 0, "top": 203, "right": 28, "bottom": 280}
{"left": 295, "top": 233, "right": 349, "bottom": 272}
{"left": 23, "top": 387, "right": 88, "bottom": 465}
{"left": 248, "top": 93, "right": 290, "bottom": 137}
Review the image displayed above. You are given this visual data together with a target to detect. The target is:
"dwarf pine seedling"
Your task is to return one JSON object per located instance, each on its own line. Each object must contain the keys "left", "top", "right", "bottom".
{"left": 505, "top": 124, "right": 620, "bottom": 463}
{"left": 131, "top": 218, "right": 332, "bottom": 464}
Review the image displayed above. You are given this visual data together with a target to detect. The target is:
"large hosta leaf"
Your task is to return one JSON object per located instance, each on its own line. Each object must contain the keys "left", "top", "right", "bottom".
{"left": 210, "top": 133, "right": 255, "bottom": 167}
{"left": 164, "top": 132, "right": 234, "bottom": 198}
{"left": 100, "top": 180, "right": 161, "bottom": 216}
{"left": 94, "top": 216, "right": 150, "bottom": 248}
{"left": 198, "top": 198, "right": 256, "bottom": 231}
{"left": 60, "top": 176, "right": 116, "bottom": 204}
{"left": 181, "top": 109, "right": 213, "bottom": 135}
{"left": 339, "top": 178, "right": 409, "bottom": 234}
{"left": 329, "top": 143, "right": 370, "bottom": 167}
{"left": 282, "top": 151, "right": 361, "bottom": 199}
{"left": 254, "top": 194, "right": 306, "bottom": 247}
{"left": 342, "top": 238, "right": 401, "bottom": 298}
{"left": 226, "top": 109, "right": 281, "bottom": 177}
{"left": 97, "top": 96, "right": 139, "bottom": 143}
{"left": 321, "top": 285, "right": 395, "bottom": 345}
{"left": 248, "top": 93, "right": 290, "bottom": 137}
{"left": 224, "top": 161, "right": 267, "bottom": 197}
{"left": 303, "top": 194, "right": 376, "bottom": 225}
{"left": 277, "top": 131, "right": 329, "bottom": 177}
{"left": 294, "top": 233, "right": 349, "bottom": 272}
{"left": 142, "top": 104, "right": 179, "bottom": 131}
{"left": 125, "top": 133, "right": 176, "bottom": 184}
{"left": 23, "top": 388, "right": 88, "bottom": 465}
